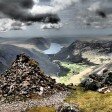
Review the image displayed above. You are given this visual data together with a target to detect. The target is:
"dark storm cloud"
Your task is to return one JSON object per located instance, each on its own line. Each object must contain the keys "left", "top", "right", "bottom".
{"left": 88, "top": 0, "right": 112, "bottom": 18}
{"left": 96, "top": 10, "right": 107, "bottom": 18}
{"left": 0, "top": 0, "right": 60, "bottom": 23}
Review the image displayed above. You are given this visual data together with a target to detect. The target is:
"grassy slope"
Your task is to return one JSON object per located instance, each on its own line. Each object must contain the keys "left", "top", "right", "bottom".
{"left": 27, "top": 107, "right": 56, "bottom": 112}
{"left": 27, "top": 87, "right": 112, "bottom": 112}
{"left": 27, "top": 62, "right": 112, "bottom": 112}
{"left": 58, "top": 62, "right": 88, "bottom": 84}
{"left": 65, "top": 87, "right": 112, "bottom": 112}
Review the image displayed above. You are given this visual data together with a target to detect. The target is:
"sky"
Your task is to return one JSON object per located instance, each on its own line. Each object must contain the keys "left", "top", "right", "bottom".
{"left": 0, "top": 0, "right": 112, "bottom": 38}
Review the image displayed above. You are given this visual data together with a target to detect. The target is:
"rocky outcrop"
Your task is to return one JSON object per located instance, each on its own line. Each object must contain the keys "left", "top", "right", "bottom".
{"left": 0, "top": 54, "right": 74, "bottom": 101}
{"left": 81, "top": 69, "right": 112, "bottom": 93}
{"left": 57, "top": 103, "right": 80, "bottom": 112}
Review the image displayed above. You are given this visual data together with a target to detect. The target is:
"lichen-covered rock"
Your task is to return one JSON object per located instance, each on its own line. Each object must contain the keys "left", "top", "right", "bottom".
{"left": 81, "top": 69, "right": 112, "bottom": 93}
{"left": 57, "top": 103, "right": 80, "bottom": 112}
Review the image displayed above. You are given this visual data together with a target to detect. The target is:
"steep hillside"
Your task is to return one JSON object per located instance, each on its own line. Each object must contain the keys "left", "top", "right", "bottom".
{"left": 0, "top": 44, "right": 59, "bottom": 75}
{"left": 50, "top": 40, "right": 112, "bottom": 63}
{"left": 1, "top": 37, "right": 51, "bottom": 51}
{"left": 24, "top": 37, "right": 51, "bottom": 50}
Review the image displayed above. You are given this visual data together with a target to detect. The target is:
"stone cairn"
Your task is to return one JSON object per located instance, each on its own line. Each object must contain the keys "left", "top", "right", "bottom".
{"left": 0, "top": 54, "right": 74, "bottom": 101}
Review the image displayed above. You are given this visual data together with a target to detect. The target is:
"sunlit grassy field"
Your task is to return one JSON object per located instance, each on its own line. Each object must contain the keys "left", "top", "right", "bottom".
{"left": 65, "top": 87, "right": 112, "bottom": 112}
{"left": 27, "top": 106, "right": 56, "bottom": 112}
{"left": 27, "top": 87, "right": 112, "bottom": 112}
{"left": 58, "top": 61, "right": 88, "bottom": 83}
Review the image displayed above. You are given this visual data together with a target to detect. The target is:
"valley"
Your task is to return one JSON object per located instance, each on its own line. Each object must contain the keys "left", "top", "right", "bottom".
{"left": 0, "top": 37, "right": 112, "bottom": 112}
{"left": 0, "top": 0, "right": 112, "bottom": 112}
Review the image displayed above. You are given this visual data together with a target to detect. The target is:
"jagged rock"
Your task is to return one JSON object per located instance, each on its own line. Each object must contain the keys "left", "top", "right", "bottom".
{"left": 98, "top": 87, "right": 112, "bottom": 94}
{"left": 57, "top": 103, "right": 80, "bottom": 112}
{"left": 81, "top": 69, "right": 112, "bottom": 93}
{"left": 0, "top": 54, "right": 73, "bottom": 101}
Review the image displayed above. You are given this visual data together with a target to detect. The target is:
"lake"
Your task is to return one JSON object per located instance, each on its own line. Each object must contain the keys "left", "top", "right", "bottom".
{"left": 44, "top": 43, "right": 63, "bottom": 54}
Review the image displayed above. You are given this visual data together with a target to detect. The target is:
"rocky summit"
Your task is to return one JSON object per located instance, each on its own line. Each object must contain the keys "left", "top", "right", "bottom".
{"left": 0, "top": 54, "right": 72, "bottom": 101}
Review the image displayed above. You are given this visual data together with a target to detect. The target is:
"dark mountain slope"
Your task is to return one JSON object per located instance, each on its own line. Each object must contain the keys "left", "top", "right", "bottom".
{"left": 50, "top": 40, "right": 112, "bottom": 62}
{"left": 0, "top": 44, "right": 59, "bottom": 75}
{"left": 0, "top": 37, "right": 51, "bottom": 51}
{"left": 24, "top": 37, "right": 51, "bottom": 50}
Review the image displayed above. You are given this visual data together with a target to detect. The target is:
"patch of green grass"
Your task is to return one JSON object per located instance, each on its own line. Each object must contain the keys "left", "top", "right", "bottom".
{"left": 27, "top": 87, "right": 112, "bottom": 112}
{"left": 59, "top": 62, "right": 88, "bottom": 83}
{"left": 65, "top": 87, "right": 112, "bottom": 112}
{"left": 27, "top": 106, "right": 56, "bottom": 112}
